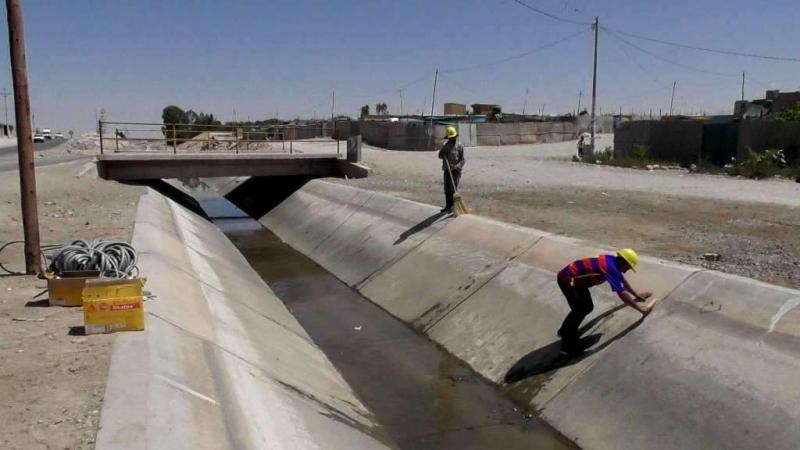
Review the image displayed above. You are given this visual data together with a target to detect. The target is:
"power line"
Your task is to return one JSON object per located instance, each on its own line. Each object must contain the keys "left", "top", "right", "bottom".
{"left": 509, "top": 0, "right": 591, "bottom": 26}
{"left": 442, "top": 28, "right": 588, "bottom": 73}
{"left": 608, "top": 28, "right": 800, "bottom": 63}
{"left": 507, "top": 0, "right": 800, "bottom": 63}
{"left": 603, "top": 28, "right": 740, "bottom": 77}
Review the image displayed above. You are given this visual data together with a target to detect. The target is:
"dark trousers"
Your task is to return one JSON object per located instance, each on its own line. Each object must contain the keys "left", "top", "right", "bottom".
{"left": 557, "top": 277, "right": 594, "bottom": 343}
{"left": 443, "top": 169, "right": 461, "bottom": 209}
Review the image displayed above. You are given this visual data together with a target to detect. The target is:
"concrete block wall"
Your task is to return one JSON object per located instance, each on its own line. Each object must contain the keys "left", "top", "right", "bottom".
{"left": 615, "top": 120, "right": 703, "bottom": 164}
{"left": 260, "top": 180, "right": 800, "bottom": 450}
{"left": 97, "top": 189, "right": 390, "bottom": 449}
{"left": 737, "top": 120, "right": 800, "bottom": 163}
{"left": 476, "top": 122, "right": 576, "bottom": 146}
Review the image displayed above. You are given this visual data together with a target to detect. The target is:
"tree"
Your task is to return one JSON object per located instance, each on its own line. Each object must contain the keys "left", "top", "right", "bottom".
{"left": 774, "top": 102, "right": 800, "bottom": 122}
{"left": 375, "top": 102, "right": 388, "bottom": 116}
{"left": 360, "top": 104, "right": 370, "bottom": 118}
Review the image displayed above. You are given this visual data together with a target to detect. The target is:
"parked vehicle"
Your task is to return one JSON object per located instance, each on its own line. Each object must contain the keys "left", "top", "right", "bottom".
{"left": 33, "top": 133, "right": 45, "bottom": 143}
{"left": 42, "top": 128, "right": 52, "bottom": 139}
{"left": 55, "top": 132, "right": 64, "bottom": 139}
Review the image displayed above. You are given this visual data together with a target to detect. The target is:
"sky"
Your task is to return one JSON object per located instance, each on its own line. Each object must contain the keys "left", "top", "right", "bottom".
{"left": 0, "top": 0, "right": 798, "bottom": 133}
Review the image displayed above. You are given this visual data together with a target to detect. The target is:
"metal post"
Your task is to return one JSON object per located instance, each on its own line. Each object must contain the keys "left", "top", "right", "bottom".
{"left": 0, "top": 88, "right": 9, "bottom": 136}
{"left": 590, "top": 17, "right": 599, "bottom": 152}
{"left": 98, "top": 120, "right": 104, "bottom": 154}
{"left": 207, "top": 127, "right": 211, "bottom": 150}
{"left": 289, "top": 126, "right": 293, "bottom": 154}
{"left": 6, "top": 0, "right": 40, "bottom": 274}
{"left": 234, "top": 127, "right": 239, "bottom": 154}
{"left": 427, "top": 68, "right": 438, "bottom": 150}
{"left": 741, "top": 71, "right": 745, "bottom": 101}
{"left": 669, "top": 81, "right": 676, "bottom": 116}
{"left": 172, "top": 124, "right": 177, "bottom": 154}
{"left": 114, "top": 128, "right": 119, "bottom": 152}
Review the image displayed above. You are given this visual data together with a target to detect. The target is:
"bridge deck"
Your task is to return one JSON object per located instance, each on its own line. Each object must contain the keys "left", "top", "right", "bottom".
{"left": 96, "top": 153, "right": 367, "bottom": 180}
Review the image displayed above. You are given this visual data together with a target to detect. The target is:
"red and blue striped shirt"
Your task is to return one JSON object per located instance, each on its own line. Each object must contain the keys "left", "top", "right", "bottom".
{"left": 558, "top": 254, "right": 625, "bottom": 293}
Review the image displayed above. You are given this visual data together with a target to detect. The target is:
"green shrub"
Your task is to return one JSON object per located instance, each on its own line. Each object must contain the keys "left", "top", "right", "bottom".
{"left": 727, "top": 149, "right": 788, "bottom": 179}
{"left": 631, "top": 144, "right": 651, "bottom": 160}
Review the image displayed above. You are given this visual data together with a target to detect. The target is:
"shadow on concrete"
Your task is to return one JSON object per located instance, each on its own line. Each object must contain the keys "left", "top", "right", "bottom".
{"left": 224, "top": 176, "right": 310, "bottom": 220}
{"left": 504, "top": 304, "right": 644, "bottom": 384}
{"left": 68, "top": 326, "right": 86, "bottom": 336}
{"left": 25, "top": 299, "right": 50, "bottom": 307}
{"left": 394, "top": 211, "right": 449, "bottom": 245}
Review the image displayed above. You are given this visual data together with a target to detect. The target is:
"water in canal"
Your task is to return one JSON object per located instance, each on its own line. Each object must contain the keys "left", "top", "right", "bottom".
{"left": 192, "top": 189, "right": 576, "bottom": 449}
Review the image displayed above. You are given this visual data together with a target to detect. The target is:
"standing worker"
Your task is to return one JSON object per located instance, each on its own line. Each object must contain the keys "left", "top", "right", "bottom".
{"left": 556, "top": 248, "right": 652, "bottom": 356}
{"left": 438, "top": 125, "right": 465, "bottom": 213}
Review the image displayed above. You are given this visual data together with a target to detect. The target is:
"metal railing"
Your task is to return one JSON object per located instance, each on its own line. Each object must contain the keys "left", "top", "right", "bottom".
{"left": 98, "top": 121, "right": 343, "bottom": 156}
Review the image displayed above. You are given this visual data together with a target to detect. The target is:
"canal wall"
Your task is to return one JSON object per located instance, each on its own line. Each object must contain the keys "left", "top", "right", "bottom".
{"left": 96, "top": 189, "right": 391, "bottom": 449}
{"left": 258, "top": 179, "right": 800, "bottom": 450}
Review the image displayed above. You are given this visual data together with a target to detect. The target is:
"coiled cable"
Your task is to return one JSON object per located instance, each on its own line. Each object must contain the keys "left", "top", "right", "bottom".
{"left": 42, "top": 239, "right": 138, "bottom": 278}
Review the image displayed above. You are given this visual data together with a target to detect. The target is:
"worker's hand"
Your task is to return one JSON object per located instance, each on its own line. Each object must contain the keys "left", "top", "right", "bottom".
{"left": 639, "top": 305, "right": 652, "bottom": 317}
{"left": 640, "top": 292, "right": 653, "bottom": 300}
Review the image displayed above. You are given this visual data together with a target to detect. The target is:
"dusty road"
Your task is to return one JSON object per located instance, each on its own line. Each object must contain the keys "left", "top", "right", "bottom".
{"left": 338, "top": 138, "right": 800, "bottom": 289}
{"left": 0, "top": 160, "right": 143, "bottom": 450}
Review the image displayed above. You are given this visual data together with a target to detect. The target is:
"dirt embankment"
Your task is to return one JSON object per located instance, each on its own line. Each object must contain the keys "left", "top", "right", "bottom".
{"left": 0, "top": 160, "right": 143, "bottom": 450}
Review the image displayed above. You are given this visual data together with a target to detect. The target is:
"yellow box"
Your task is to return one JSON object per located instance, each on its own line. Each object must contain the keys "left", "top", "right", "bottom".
{"left": 47, "top": 271, "right": 100, "bottom": 307}
{"left": 82, "top": 278, "right": 146, "bottom": 335}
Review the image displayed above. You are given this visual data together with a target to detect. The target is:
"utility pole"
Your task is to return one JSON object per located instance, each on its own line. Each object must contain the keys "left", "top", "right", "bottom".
{"left": 522, "top": 87, "right": 529, "bottom": 116}
{"left": 669, "top": 81, "right": 676, "bottom": 116}
{"left": 427, "top": 68, "right": 438, "bottom": 149}
{"left": 590, "top": 17, "right": 599, "bottom": 151}
{"left": 6, "top": 0, "right": 40, "bottom": 274}
{"left": 331, "top": 89, "right": 336, "bottom": 151}
{"left": 576, "top": 90, "right": 582, "bottom": 116}
{"left": 0, "top": 88, "right": 9, "bottom": 136}
{"left": 741, "top": 71, "right": 745, "bottom": 101}
{"left": 399, "top": 88, "right": 404, "bottom": 116}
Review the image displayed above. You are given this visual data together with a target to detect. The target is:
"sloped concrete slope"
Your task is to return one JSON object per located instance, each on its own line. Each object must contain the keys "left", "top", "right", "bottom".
{"left": 97, "top": 189, "right": 390, "bottom": 450}
{"left": 262, "top": 180, "right": 800, "bottom": 450}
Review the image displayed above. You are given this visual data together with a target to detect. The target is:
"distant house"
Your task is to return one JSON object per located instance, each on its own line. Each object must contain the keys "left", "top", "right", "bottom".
{"left": 734, "top": 89, "right": 800, "bottom": 119}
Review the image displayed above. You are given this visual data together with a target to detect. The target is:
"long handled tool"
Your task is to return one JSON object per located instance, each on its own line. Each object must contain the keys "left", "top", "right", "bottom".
{"left": 445, "top": 159, "right": 468, "bottom": 216}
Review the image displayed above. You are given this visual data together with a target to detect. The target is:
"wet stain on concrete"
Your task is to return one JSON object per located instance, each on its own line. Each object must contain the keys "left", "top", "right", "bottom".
{"left": 220, "top": 221, "right": 578, "bottom": 450}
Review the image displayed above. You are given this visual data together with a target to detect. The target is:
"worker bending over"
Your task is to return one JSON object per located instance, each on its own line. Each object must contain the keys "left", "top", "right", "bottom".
{"left": 437, "top": 126, "right": 465, "bottom": 214}
{"left": 557, "top": 248, "right": 652, "bottom": 356}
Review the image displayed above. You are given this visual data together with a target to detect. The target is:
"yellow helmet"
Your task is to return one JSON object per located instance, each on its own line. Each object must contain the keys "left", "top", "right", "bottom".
{"left": 617, "top": 248, "right": 639, "bottom": 271}
{"left": 446, "top": 126, "right": 458, "bottom": 139}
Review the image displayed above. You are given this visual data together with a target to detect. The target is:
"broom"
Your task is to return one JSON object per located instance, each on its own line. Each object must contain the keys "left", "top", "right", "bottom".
{"left": 445, "top": 159, "right": 468, "bottom": 216}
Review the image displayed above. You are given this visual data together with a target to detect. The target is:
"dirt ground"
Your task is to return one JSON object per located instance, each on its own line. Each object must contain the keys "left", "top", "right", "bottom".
{"left": 339, "top": 141, "right": 800, "bottom": 289}
{"left": 0, "top": 158, "right": 143, "bottom": 450}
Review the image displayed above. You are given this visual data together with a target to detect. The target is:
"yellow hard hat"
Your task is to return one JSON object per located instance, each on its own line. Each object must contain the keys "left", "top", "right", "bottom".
{"left": 446, "top": 126, "right": 458, "bottom": 139}
{"left": 617, "top": 248, "right": 639, "bottom": 271}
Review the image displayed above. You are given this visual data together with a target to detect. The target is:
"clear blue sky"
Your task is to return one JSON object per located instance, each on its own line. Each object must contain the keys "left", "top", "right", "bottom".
{"left": 0, "top": 0, "right": 798, "bottom": 132}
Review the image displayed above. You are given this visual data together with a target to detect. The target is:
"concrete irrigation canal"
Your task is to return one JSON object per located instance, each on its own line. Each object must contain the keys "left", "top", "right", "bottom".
{"left": 95, "top": 178, "right": 800, "bottom": 450}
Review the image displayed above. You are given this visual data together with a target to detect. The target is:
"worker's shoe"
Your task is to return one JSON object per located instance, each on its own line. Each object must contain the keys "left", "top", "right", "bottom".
{"left": 440, "top": 207, "right": 453, "bottom": 214}
{"left": 560, "top": 338, "right": 589, "bottom": 357}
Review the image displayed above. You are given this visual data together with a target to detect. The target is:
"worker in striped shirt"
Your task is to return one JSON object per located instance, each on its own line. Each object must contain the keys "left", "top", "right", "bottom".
{"left": 557, "top": 248, "right": 652, "bottom": 356}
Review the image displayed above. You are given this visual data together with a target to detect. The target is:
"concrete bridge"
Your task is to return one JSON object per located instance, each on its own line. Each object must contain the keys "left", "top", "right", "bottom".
{"left": 96, "top": 152, "right": 368, "bottom": 181}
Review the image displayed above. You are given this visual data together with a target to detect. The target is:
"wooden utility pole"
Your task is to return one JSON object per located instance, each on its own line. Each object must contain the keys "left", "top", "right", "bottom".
{"left": 576, "top": 90, "right": 582, "bottom": 116}
{"left": 590, "top": 17, "right": 599, "bottom": 151}
{"left": 6, "top": 0, "right": 40, "bottom": 274}
{"left": 669, "top": 81, "right": 677, "bottom": 116}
